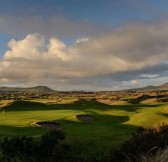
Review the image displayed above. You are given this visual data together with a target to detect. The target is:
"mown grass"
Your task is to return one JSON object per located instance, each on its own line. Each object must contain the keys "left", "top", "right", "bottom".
{"left": 0, "top": 99, "right": 167, "bottom": 150}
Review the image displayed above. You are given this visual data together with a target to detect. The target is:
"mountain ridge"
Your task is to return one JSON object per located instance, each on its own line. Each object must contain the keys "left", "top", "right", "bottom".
{"left": 0, "top": 86, "right": 55, "bottom": 93}
{"left": 0, "top": 83, "right": 167, "bottom": 93}
{"left": 131, "top": 83, "right": 168, "bottom": 92}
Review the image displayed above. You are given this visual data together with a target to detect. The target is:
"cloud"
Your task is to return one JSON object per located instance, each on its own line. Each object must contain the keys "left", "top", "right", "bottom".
{"left": 0, "top": 20, "right": 168, "bottom": 90}
{"left": 75, "top": 38, "right": 89, "bottom": 43}
{"left": 0, "top": 15, "right": 105, "bottom": 39}
{"left": 131, "top": 80, "right": 138, "bottom": 85}
{"left": 139, "top": 74, "right": 159, "bottom": 79}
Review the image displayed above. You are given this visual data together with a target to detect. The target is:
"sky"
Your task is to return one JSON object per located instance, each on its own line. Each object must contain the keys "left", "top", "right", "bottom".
{"left": 0, "top": 0, "right": 168, "bottom": 91}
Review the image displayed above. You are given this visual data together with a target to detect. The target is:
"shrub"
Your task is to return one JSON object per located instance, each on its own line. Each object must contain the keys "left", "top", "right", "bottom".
{"left": 140, "top": 148, "right": 168, "bottom": 162}
{"left": 0, "top": 130, "right": 67, "bottom": 162}
{"left": 40, "top": 130, "right": 66, "bottom": 160}
{"left": 107, "top": 123, "right": 168, "bottom": 162}
{"left": 0, "top": 136, "right": 39, "bottom": 162}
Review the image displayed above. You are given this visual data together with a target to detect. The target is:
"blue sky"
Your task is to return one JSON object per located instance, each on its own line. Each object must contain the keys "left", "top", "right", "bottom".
{"left": 0, "top": 0, "right": 166, "bottom": 55}
{"left": 0, "top": 0, "right": 168, "bottom": 90}
{"left": 1, "top": 0, "right": 168, "bottom": 22}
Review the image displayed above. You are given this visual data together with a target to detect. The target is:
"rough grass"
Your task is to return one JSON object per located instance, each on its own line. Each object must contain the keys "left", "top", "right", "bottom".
{"left": 0, "top": 99, "right": 168, "bottom": 151}
{"left": 0, "top": 100, "right": 13, "bottom": 108}
{"left": 140, "top": 148, "right": 168, "bottom": 162}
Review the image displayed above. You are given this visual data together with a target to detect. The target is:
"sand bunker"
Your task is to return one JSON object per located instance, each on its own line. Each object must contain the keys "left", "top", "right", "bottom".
{"left": 76, "top": 114, "right": 95, "bottom": 122}
{"left": 31, "top": 121, "right": 62, "bottom": 130}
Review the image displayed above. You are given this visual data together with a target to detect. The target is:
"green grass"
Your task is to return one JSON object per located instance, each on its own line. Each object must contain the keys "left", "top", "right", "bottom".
{"left": 0, "top": 99, "right": 168, "bottom": 150}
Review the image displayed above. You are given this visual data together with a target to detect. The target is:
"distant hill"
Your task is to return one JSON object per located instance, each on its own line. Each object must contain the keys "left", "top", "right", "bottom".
{"left": 133, "top": 83, "right": 168, "bottom": 92}
{"left": 0, "top": 86, "right": 55, "bottom": 93}
{"left": 0, "top": 83, "right": 167, "bottom": 93}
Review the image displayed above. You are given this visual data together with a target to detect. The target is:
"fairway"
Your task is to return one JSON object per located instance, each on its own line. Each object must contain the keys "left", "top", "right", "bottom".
{"left": 0, "top": 100, "right": 168, "bottom": 148}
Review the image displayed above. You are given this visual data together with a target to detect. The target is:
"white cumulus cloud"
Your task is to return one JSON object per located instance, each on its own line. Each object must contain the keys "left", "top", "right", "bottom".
{"left": 0, "top": 20, "right": 168, "bottom": 90}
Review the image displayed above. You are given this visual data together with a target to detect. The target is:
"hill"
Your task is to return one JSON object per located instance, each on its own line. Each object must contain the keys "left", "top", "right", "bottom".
{"left": 157, "top": 83, "right": 168, "bottom": 90}
{"left": 0, "top": 83, "right": 167, "bottom": 93}
{"left": 0, "top": 86, "right": 55, "bottom": 93}
{"left": 132, "top": 83, "right": 168, "bottom": 92}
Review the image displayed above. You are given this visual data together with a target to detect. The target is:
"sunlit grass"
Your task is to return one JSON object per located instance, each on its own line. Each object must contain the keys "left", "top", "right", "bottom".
{"left": 0, "top": 99, "right": 167, "bottom": 149}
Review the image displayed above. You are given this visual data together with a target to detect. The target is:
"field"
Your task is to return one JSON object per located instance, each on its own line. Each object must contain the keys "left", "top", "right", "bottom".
{"left": 0, "top": 99, "right": 168, "bottom": 151}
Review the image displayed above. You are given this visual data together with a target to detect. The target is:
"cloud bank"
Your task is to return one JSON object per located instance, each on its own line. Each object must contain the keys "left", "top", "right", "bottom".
{"left": 0, "top": 15, "right": 104, "bottom": 39}
{"left": 0, "top": 20, "right": 168, "bottom": 90}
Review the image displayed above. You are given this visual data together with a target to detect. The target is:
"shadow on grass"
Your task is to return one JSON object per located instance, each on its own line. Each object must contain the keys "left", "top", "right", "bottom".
{"left": 0, "top": 115, "right": 140, "bottom": 160}
{"left": 0, "top": 100, "right": 163, "bottom": 139}
{"left": 0, "top": 125, "right": 46, "bottom": 136}
{"left": 1, "top": 100, "right": 163, "bottom": 113}
{"left": 0, "top": 100, "right": 165, "bottom": 152}
{"left": 158, "top": 113, "right": 168, "bottom": 118}
{"left": 0, "top": 113, "right": 140, "bottom": 150}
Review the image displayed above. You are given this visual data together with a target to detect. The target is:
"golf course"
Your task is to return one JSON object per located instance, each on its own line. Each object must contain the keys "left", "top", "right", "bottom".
{"left": 0, "top": 99, "right": 168, "bottom": 149}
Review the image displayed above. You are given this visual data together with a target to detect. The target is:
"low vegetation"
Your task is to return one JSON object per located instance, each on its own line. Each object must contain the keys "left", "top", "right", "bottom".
{"left": 140, "top": 148, "right": 168, "bottom": 162}
{"left": 0, "top": 130, "right": 68, "bottom": 162}
{"left": 1, "top": 124, "right": 168, "bottom": 161}
{"left": 106, "top": 123, "right": 168, "bottom": 162}
{"left": 0, "top": 85, "right": 167, "bottom": 161}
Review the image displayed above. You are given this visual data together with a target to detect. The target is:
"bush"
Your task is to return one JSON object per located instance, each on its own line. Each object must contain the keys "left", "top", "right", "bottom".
{"left": 0, "top": 130, "right": 68, "bottom": 162}
{"left": 107, "top": 123, "right": 168, "bottom": 162}
{"left": 40, "top": 130, "right": 66, "bottom": 161}
{"left": 0, "top": 136, "right": 39, "bottom": 162}
{"left": 140, "top": 148, "right": 168, "bottom": 162}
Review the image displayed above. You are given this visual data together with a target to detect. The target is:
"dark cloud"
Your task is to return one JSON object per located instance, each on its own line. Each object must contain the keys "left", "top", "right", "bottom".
{"left": 105, "top": 63, "right": 168, "bottom": 82}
